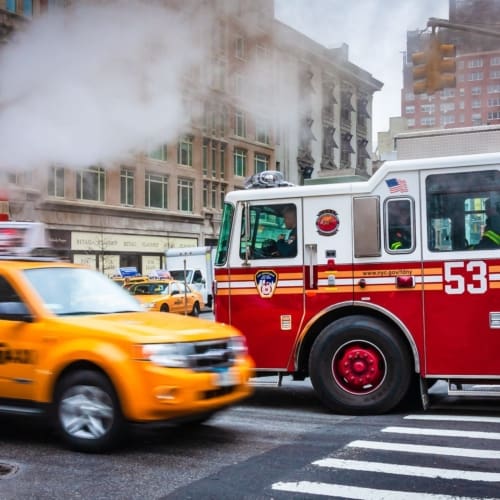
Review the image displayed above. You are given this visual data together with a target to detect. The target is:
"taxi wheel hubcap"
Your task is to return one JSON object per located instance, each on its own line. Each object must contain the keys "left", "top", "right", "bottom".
{"left": 59, "top": 385, "right": 114, "bottom": 440}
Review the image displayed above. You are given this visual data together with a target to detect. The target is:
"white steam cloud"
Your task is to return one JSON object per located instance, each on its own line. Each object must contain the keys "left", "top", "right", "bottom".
{"left": 0, "top": 0, "right": 210, "bottom": 171}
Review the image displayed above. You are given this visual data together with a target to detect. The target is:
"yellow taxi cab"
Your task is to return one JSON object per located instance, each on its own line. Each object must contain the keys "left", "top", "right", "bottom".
{"left": 128, "top": 279, "right": 205, "bottom": 316}
{"left": 0, "top": 223, "right": 254, "bottom": 453}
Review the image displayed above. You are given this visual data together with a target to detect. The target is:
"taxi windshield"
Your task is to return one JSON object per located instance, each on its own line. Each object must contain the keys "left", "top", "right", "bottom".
{"left": 23, "top": 267, "right": 143, "bottom": 315}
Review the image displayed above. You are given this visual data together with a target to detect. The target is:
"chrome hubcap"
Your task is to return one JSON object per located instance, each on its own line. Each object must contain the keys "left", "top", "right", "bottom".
{"left": 59, "top": 385, "right": 114, "bottom": 440}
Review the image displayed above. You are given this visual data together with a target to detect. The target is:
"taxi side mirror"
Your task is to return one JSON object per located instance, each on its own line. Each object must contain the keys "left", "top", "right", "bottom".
{"left": 0, "top": 302, "right": 34, "bottom": 323}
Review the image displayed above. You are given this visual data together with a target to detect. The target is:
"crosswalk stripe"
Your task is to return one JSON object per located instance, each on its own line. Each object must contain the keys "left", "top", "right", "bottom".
{"left": 313, "top": 458, "right": 500, "bottom": 482}
{"left": 405, "top": 414, "right": 500, "bottom": 424}
{"left": 271, "top": 481, "right": 497, "bottom": 499}
{"left": 383, "top": 426, "right": 500, "bottom": 440}
{"left": 349, "top": 440, "right": 500, "bottom": 459}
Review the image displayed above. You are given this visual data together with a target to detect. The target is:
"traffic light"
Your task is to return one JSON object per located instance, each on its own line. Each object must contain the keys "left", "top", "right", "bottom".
{"left": 412, "top": 35, "right": 456, "bottom": 95}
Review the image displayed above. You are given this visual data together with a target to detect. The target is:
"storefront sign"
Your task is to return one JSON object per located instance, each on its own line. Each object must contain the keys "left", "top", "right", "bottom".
{"left": 71, "top": 232, "right": 197, "bottom": 252}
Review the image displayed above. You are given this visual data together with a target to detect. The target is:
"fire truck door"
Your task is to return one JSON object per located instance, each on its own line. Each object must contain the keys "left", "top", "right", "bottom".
{"left": 422, "top": 168, "right": 500, "bottom": 376}
{"left": 231, "top": 199, "right": 304, "bottom": 369}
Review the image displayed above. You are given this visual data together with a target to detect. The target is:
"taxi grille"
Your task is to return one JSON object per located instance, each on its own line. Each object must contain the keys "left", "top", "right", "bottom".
{"left": 202, "top": 386, "right": 235, "bottom": 399}
{"left": 187, "top": 339, "right": 235, "bottom": 371}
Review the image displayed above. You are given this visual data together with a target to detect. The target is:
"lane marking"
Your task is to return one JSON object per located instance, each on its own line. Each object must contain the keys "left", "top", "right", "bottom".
{"left": 383, "top": 426, "right": 500, "bottom": 440}
{"left": 313, "top": 458, "right": 500, "bottom": 482}
{"left": 349, "top": 440, "right": 500, "bottom": 459}
{"left": 405, "top": 414, "right": 500, "bottom": 424}
{"left": 271, "top": 481, "right": 497, "bottom": 499}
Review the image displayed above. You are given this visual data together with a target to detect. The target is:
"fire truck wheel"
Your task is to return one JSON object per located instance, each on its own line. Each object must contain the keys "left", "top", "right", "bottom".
{"left": 309, "top": 315, "right": 412, "bottom": 415}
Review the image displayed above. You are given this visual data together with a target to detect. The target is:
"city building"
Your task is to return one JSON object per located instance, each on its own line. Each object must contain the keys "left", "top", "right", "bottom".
{"left": 0, "top": 0, "right": 381, "bottom": 275}
{"left": 378, "top": 0, "right": 500, "bottom": 160}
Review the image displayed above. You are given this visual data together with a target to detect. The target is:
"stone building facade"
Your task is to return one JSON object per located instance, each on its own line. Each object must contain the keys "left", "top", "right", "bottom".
{"left": 0, "top": 0, "right": 381, "bottom": 275}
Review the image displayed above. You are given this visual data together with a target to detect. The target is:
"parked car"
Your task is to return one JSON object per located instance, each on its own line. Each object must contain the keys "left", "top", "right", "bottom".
{"left": 0, "top": 255, "right": 253, "bottom": 453}
{"left": 128, "top": 279, "right": 204, "bottom": 316}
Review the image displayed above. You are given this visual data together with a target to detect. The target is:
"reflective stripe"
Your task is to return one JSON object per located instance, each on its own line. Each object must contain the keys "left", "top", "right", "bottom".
{"left": 484, "top": 230, "right": 500, "bottom": 245}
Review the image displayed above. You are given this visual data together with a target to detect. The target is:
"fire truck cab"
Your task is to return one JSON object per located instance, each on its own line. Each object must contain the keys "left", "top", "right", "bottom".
{"left": 214, "top": 153, "right": 500, "bottom": 414}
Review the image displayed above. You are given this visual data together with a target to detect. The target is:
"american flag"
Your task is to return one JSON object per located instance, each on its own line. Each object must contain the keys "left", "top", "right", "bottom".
{"left": 385, "top": 178, "right": 408, "bottom": 193}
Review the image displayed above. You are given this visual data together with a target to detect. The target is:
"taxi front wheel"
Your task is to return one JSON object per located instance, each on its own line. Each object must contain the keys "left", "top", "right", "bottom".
{"left": 54, "top": 370, "right": 124, "bottom": 453}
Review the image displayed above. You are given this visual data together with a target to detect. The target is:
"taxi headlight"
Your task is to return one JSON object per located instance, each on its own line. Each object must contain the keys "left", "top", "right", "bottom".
{"left": 135, "top": 343, "right": 191, "bottom": 368}
{"left": 228, "top": 335, "right": 248, "bottom": 356}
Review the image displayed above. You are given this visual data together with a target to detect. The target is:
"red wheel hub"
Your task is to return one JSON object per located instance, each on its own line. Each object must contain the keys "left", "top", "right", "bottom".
{"left": 333, "top": 343, "right": 385, "bottom": 393}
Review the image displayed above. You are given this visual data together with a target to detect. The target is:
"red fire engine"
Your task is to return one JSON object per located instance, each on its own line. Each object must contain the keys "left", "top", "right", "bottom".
{"left": 214, "top": 152, "right": 500, "bottom": 414}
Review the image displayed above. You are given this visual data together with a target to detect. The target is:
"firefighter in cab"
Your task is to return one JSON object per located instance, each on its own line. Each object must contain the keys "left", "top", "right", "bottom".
{"left": 389, "top": 200, "right": 412, "bottom": 251}
{"left": 476, "top": 197, "right": 500, "bottom": 249}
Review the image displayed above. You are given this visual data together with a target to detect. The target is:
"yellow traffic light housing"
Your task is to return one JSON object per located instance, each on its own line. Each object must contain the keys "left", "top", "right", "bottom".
{"left": 411, "top": 35, "right": 456, "bottom": 95}
{"left": 412, "top": 50, "right": 429, "bottom": 95}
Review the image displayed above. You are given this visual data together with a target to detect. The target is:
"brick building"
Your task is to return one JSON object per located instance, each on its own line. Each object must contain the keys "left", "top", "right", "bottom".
{"left": 401, "top": 0, "right": 500, "bottom": 132}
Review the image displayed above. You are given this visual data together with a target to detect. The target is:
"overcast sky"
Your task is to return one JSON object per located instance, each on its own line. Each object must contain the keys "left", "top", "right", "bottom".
{"left": 274, "top": 0, "right": 449, "bottom": 146}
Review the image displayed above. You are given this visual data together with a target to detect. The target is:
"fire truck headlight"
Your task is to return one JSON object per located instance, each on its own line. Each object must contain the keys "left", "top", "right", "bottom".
{"left": 135, "top": 343, "right": 191, "bottom": 368}
{"left": 228, "top": 335, "right": 248, "bottom": 357}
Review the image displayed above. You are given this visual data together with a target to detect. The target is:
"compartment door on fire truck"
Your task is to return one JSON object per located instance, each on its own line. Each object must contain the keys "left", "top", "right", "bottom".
{"left": 422, "top": 166, "right": 500, "bottom": 376}
{"left": 234, "top": 199, "right": 304, "bottom": 369}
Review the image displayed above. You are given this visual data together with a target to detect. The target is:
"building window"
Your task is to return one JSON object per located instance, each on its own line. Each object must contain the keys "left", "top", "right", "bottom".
{"left": 202, "top": 141, "right": 208, "bottom": 176}
{"left": 220, "top": 145, "right": 226, "bottom": 179}
{"left": 488, "top": 111, "right": 500, "bottom": 121}
{"left": 488, "top": 98, "right": 500, "bottom": 107}
{"left": 211, "top": 142, "right": 217, "bottom": 178}
{"left": 233, "top": 148, "right": 247, "bottom": 177}
{"left": 235, "top": 36, "right": 246, "bottom": 59}
{"left": 120, "top": 168, "right": 134, "bottom": 206}
{"left": 471, "top": 86, "right": 482, "bottom": 95}
{"left": 6, "top": 0, "right": 15, "bottom": 12}
{"left": 234, "top": 110, "right": 246, "bottom": 137}
{"left": 255, "top": 117, "right": 270, "bottom": 144}
{"left": 145, "top": 173, "right": 168, "bottom": 209}
{"left": 472, "top": 113, "right": 482, "bottom": 126}
{"left": 48, "top": 166, "right": 65, "bottom": 197}
{"left": 255, "top": 153, "right": 269, "bottom": 173}
{"left": 76, "top": 166, "right": 105, "bottom": 202}
{"left": 234, "top": 73, "right": 244, "bottom": 97}
{"left": 177, "top": 178, "right": 193, "bottom": 213}
{"left": 468, "top": 72, "right": 484, "bottom": 81}
{"left": 405, "top": 105, "right": 415, "bottom": 114}
{"left": 441, "top": 114, "right": 455, "bottom": 126}
{"left": 177, "top": 135, "right": 193, "bottom": 166}
{"left": 491, "top": 56, "right": 500, "bottom": 66}
{"left": 220, "top": 185, "right": 226, "bottom": 208}
{"left": 420, "top": 117, "right": 436, "bottom": 126}
{"left": 211, "top": 184, "right": 217, "bottom": 208}
{"left": 407, "top": 118, "right": 416, "bottom": 127}
{"left": 148, "top": 143, "right": 167, "bottom": 161}
{"left": 421, "top": 104, "right": 435, "bottom": 113}
{"left": 440, "top": 102, "right": 455, "bottom": 112}
{"left": 441, "top": 88, "right": 455, "bottom": 98}
{"left": 468, "top": 58, "right": 484, "bottom": 68}
{"left": 488, "top": 84, "right": 500, "bottom": 94}
{"left": 472, "top": 99, "right": 482, "bottom": 109}
{"left": 203, "top": 181, "right": 209, "bottom": 207}
{"left": 22, "top": 0, "right": 33, "bottom": 16}
{"left": 491, "top": 70, "right": 500, "bottom": 80}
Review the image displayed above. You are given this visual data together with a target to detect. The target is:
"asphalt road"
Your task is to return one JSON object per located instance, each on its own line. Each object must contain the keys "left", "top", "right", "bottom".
{"left": 1, "top": 378, "right": 500, "bottom": 499}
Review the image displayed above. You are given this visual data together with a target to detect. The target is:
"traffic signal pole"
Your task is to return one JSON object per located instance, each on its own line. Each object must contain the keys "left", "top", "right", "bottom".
{"left": 427, "top": 17, "right": 500, "bottom": 39}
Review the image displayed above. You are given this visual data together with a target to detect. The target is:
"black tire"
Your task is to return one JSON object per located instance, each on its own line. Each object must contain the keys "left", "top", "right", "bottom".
{"left": 160, "top": 303, "right": 169, "bottom": 313}
{"left": 309, "top": 315, "right": 412, "bottom": 415}
{"left": 190, "top": 301, "right": 200, "bottom": 317}
{"left": 54, "top": 370, "right": 124, "bottom": 453}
